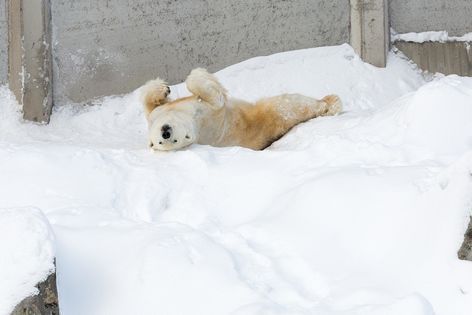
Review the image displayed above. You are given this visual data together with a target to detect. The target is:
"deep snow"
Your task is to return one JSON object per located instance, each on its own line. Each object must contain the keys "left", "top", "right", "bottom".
{"left": 0, "top": 208, "right": 55, "bottom": 314}
{"left": 0, "top": 44, "right": 471, "bottom": 315}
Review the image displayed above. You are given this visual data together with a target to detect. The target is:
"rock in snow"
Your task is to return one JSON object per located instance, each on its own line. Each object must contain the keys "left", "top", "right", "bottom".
{"left": 0, "top": 44, "right": 471, "bottom": 315}
{"left": 458, "top": 218, "right": 472, "bottom": 261}
{"left": 11, "top": 272, "right": 60, "bottom": 315}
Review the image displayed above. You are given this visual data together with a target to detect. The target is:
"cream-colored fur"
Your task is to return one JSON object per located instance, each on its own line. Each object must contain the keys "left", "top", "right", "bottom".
{"left": 141, "top": 68, "right": 342, "bottom": 151}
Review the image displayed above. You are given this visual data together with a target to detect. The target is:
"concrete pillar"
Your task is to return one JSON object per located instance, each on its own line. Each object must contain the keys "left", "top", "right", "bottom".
{"left": 7, "top": 0, "right": 53, "bottom": 123}
{"left": 350, "top": 0, "right": 389, "bottom": 67}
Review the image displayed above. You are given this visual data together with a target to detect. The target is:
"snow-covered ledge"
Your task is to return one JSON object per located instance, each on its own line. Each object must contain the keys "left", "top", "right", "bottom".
{"left": 391, "top": 30, "right": 472, "bottom": 43}
{"left": 0, "top": 208, "right": 59, "bottom": 315}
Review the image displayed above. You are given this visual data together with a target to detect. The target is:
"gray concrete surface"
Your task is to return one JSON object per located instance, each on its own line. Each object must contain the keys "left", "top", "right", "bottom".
{"left": 7, "top": 0, "right": 23, "bottom": 104}
{"left": 22, "top": 0, "right": 53, "bottom": 122}
{"left": 395, "top": 41, "right": 471, "bottom": 76}
{"left": 390, "top": 0, "right": 472, "bottom": 36}
{"left": 50, "top": 0, "right": 350, "bottom": 105}
{"left": 0, "top": 0, "right": 7, "bottom": 84}
{"left": 351, "top": 0, "right": 389, "bottom": 68}
{"left": 8, "top": 0, "right": 53, "bottom": 123}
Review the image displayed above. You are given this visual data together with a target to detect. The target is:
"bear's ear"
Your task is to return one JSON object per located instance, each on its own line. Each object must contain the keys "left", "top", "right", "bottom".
{"left": 186, "top": 68, "right": 227, "bottom": 110}
{"left": 140, "top": 78, "right": 171, "bottom": 120}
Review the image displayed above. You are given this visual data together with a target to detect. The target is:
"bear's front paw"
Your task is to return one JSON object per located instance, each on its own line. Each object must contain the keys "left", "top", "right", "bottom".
{"left": 141, "top": 78, "right": 172, "bottom": 116}
{"left": 151, "top": 81, "right": 170, "bottom": 105}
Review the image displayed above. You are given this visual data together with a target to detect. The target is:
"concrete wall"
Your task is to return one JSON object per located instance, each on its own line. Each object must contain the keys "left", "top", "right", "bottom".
{"left": 390, "top": 0, "right": 472, "bottom": 36}
{"left": 0, "top": 0, "right": 7, "bottom": 84}
{"left": 51, "top": 0, "right": 350, "bottom": 104}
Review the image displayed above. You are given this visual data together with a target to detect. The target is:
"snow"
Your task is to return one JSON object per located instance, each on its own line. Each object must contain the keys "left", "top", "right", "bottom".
{"left": 1, "top": 44, "right": 472, "bottom": 315}
{"left": 0, "top": 208, "right": 55, "bottom": 315}
{"left": 392, "top": 29, "right": 472, "bottom": 43}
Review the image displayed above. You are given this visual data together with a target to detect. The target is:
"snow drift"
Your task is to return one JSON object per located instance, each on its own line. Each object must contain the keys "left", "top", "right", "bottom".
{"left": 0, "top": 208, "right": 55, "bottom": 314}
{"left": 0, "top": 44, "right": 471, "bottom": 315}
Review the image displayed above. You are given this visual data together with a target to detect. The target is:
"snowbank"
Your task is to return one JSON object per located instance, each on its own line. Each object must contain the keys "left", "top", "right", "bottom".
{"left": 0, "top": 44, "right": 471, "bottom": 315}
{"left": 0, "top": 208, "right": 55, "bottom": 315}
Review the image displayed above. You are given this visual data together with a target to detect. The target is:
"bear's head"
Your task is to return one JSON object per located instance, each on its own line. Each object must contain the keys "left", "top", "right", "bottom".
{"left": 144, "top": 68, "right": 228, "bottom": 151}
{"left": 147, "top": 97, "right": 200, "bottom": 151}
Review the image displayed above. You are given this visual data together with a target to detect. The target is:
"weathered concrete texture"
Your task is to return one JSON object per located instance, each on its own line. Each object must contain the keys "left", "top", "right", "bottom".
{"left": 7, "top": 0, "right": 24, "bottom": 104}
{"left": 350, "top": 0, "right": 389, "bottom": 67}
{"left": 8, "top": 0, "right": 54, "bottom": 123}
{"left": 395, "top": 41, "right": 471, "bottom": 76}
{"left": 0, "top": 0, "right": 7, "bottom": 84}
{"left": 22, "top": 0, "right": 53, "bottom": 122}
{"left": 51, "top": 0, "right": 350, "bottom": 104}
{"left": 458, "top": 217, "right": 472, "bottom": 261}
{"left": 11, "top": 272, "right": 60, "bottom": 315}
{"left": 389, "top": 0, "right": 472, "bottom": 36}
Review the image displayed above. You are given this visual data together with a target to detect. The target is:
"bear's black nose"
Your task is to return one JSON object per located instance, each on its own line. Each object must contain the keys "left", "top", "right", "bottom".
{"left": 161, "top": 124, "right": 172, "bottom": 139}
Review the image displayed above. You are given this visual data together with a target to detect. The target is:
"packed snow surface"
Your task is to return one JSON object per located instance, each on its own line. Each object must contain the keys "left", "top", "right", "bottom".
{"left": 1, "top": 44, "right": 472, "bottom": 315}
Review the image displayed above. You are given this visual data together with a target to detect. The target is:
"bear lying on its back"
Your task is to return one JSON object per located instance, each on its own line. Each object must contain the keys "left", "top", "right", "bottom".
{"left": 141, "top": 68, "right": 342, "bottom": 151}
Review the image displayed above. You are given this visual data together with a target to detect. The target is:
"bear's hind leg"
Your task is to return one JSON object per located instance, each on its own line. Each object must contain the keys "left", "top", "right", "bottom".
{"left": 185, "top": 68, "right": 228, "bottom": 109}
{"left": 321, "top": 94, "right": 342, "bottom": 116}
{"left": 270, "top": 94, "right": 342, "bottom": 123}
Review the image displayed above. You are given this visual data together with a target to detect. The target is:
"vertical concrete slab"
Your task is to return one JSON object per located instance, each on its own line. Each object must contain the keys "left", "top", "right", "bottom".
{"left": 0, "top": 0, "right": 7, "bottom": 84}
{"left": 22, "top": 0, "right": 53, "bottom": 122}
{"left": 8, "top": 0, "right": 53, "bottom": 123}
{"left": 6, "top": 0, "right": 21, "bottom": 102}
{"left": 349, "top": 0, "right": 362, "bottom": 57}
{"left": 350, "top": 0, "right": 389, "bottom": 67}
{"left": 395, "top": 41, "right": 472, "bottom": 76}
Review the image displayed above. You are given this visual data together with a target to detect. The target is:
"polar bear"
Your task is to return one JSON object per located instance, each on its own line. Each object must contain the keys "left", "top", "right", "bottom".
{"left": 141, "top": 68, "right": 342, "bottom": 151}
